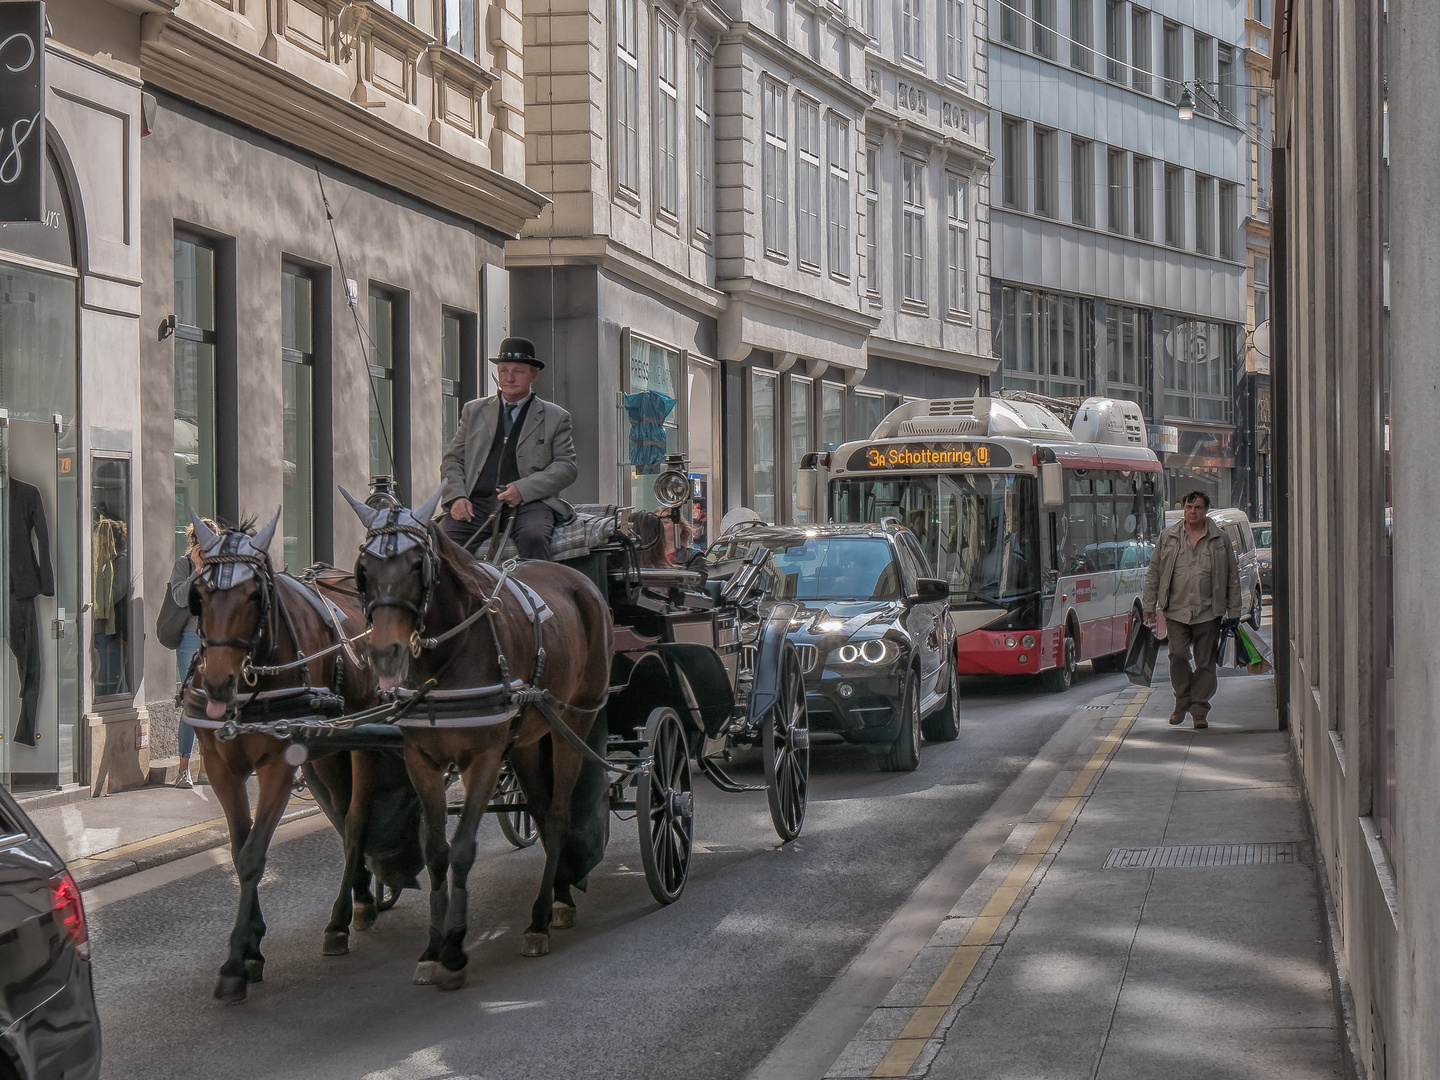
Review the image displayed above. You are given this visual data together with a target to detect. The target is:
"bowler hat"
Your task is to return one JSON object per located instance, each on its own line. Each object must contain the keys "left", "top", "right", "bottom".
{"left": 490, "top": 336, "right": 544, "bottom": 370}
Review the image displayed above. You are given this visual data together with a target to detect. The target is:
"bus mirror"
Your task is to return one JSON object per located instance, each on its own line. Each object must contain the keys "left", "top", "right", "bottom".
{"left": 795, "top": 467, "right": 815, "bottom": 515}
{"left": 1041, "top": 462, "right": 1065, "bottom": 507}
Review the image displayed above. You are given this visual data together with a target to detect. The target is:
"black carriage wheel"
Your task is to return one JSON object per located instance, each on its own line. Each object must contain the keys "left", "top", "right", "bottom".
{"left": 636, "top": 708, "right": 693, "bottom": 905}
{"left": 495, "top": 762, "right": 538, "bottom": 849}
{"left": 763, "top": 647, "right": 809, "bottom": 842}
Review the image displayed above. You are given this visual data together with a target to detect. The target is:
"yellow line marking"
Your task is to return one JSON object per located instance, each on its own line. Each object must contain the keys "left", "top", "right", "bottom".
{"left": 86, "top": 815, "right": 229, "bottom": 861}
{"left": 872, "top": 1040, "right": 929, "bottom": 1077}
{"left": 922, "top": 946, "right": 987, "bottom": 1007}
{"left": 867, "top": 693, "right": 1148, "bottom": 1077}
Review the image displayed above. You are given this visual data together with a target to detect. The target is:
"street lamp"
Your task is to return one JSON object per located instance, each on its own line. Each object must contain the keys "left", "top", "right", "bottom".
{"left": 1177, "top": 84, "right": 1196, "bottom": 121}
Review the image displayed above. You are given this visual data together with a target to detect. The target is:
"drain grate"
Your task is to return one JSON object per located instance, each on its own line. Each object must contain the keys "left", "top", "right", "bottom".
{"left": 1103, "top": 842, "right": 1302, "bottom": 869}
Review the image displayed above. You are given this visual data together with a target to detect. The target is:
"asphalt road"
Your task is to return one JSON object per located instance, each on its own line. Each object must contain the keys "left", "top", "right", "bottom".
{"left": 90, "top": 667, "right": 1132, "bottom": 1080}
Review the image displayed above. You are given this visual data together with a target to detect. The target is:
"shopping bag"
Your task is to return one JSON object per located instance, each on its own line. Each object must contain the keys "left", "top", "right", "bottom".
{"left": 1153, "top": 608, "right": 1168, "bottom": 643}
{"left": 1235, "top": 623, "right": 1274, "bottom": 674}
{"left": 1124, "top": 622, "right": 1161, "bottom": 686}
{"left": 1214, "top": 626, "right": 1232, "bottom": 667}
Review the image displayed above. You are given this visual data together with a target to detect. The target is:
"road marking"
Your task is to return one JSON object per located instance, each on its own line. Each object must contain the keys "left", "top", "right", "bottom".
{"left": 748, "top": 686, "right": 1147, "bottom": 1080}
{"left": 867, "top": 690, "right": 1150, "bottom": 1079}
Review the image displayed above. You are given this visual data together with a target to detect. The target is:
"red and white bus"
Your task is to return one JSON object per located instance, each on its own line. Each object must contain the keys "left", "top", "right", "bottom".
{"left": 803, "top": 395, "right": 1163, "bottom": 691}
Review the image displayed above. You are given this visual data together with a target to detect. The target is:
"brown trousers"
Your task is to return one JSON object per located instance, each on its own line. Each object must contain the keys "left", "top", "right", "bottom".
{"left": 1165, "top": 616, "right": 1222, "bottom": 721}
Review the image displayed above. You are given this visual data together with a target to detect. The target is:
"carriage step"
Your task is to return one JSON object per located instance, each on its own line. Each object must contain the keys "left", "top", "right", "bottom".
{"left": 698, "top": 755, "right": 766, "bottom": 794}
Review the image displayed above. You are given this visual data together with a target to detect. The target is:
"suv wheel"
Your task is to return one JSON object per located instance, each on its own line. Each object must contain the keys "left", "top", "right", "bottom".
{"left": 1247, "top": 586, "right": 1263, "bottom": 630}
{"left": 921, "top": 658, "right": 961, "bottom": 742}
{"left": 884, "top": 671, "right": 922, "bottom": 772}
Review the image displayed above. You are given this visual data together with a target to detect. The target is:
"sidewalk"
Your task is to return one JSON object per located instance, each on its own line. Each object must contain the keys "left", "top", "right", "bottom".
{"left": 824, "top": 673, "right": 1344, "bottom": 1080}
{"left": 24, "top": 778, "right": 320, "bottom": 891}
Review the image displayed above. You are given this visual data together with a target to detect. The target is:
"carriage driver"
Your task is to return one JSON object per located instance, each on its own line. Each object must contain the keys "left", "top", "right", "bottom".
{"left": 439, "top": 336, "right": 578, "bottom": 561}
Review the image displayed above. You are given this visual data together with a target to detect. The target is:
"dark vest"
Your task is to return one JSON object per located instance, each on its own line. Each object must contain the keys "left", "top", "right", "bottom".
{"left": 473, "top": 397, "right": 534, "bottom": 497}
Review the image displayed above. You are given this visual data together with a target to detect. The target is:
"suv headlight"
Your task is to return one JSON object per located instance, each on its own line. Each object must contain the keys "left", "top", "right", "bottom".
{"left": 828, "top": 638, "right": 900, "bottom": 667}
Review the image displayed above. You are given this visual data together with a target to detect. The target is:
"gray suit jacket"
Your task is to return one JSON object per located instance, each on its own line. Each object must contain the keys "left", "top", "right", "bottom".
{"left": 441, "top": 394, "right": 579, "bottom": 518}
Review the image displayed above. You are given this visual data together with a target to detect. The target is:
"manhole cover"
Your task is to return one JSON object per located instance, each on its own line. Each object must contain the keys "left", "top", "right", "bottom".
{"left": 1103, "top": 843, "right": 1301, "bottom": 869}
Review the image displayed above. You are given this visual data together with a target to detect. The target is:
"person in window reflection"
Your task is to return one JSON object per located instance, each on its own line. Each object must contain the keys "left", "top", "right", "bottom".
{"left": 662, "top": 515, "right": 705, "bottom": 570}
{"left": 1142, "top": 490, "right": 1241, "bottom": 730}
{"left": 438, "top": 337, "right": 577, "bottom": 560}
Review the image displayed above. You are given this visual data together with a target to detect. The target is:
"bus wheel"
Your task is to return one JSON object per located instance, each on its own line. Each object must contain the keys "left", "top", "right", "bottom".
{"left": 1044, "top": 633, "right": 1077, "bottom": 693}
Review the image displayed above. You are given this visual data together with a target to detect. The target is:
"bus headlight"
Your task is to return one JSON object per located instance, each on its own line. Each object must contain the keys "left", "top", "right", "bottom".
{"left": 829, "top": 639, "right": 899, "bottom": 667}
{"left": 1021, "top": 634, "right": 1036, "bottom": 648}
{"left": 1005, "top": 636, "right": 1017, "bottom": 648}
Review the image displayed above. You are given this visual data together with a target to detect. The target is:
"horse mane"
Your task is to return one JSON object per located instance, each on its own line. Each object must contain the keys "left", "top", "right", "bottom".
{"left": 427, "top": 521, "right": 491, "bottom": 595}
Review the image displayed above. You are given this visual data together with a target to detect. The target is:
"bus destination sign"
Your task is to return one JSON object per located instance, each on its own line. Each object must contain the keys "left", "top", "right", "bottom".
{"left": 846, "top": 441, "right": 1015, "bottom": 471}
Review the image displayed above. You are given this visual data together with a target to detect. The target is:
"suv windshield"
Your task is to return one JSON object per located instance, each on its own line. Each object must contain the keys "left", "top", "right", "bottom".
{"left": 707, "top": 536, "right": 901, "bottom": 601}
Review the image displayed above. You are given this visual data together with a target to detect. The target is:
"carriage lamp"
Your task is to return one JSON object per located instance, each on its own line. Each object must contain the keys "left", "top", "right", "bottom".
{"left": 653, "top": 468, "right": 691, "bottom": 508}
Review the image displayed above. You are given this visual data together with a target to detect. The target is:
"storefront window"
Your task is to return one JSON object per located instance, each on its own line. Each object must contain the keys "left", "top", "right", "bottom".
{"left": 687, "top": 360, "right": 716, "bottom": 546}
{"left": 442, "top": 312, "right": 463, "bottom": 452}
{"left": 626, "top": 334, "right": 683, "bottom": 510}
{"left": 281, "top": 267, "right": 314, "bottom": 569}
{"left": 854, "top": 391, "right": 887, "bottom": 440}
{"left": 91, "top": 460, "right": 132, "bottom": 700}
{"left": 752, "top": 370, "right": 777, "bottom": 521}
{"left": 174, "top": 235, "right": 216, "bottom": 557}
{"left": 790, "top": 376, "right": 813, "bottom": 523}
{"left": 821, "top": 382, "right": 846, "bottom": 451}
{"left": 368, "top": 291, "right": 395, "bottom": 483}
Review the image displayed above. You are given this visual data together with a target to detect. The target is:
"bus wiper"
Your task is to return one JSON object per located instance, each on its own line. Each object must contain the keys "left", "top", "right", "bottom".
{"left": 961, "top": 592, "right": 1012, "bottom": 609}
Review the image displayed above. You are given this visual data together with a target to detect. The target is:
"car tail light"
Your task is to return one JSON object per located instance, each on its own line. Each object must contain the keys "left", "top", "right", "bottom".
{"left": 50, "top": 871, "right": 91, "bottom": 961}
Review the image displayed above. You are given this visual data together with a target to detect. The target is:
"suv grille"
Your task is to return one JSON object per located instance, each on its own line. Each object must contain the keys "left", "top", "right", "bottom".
{"left": 792, "top": 644, "right": 819, "bottom": 673}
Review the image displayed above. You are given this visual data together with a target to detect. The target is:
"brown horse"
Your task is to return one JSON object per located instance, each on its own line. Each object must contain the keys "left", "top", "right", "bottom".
{"left": 342, "top": 488, "right": 613, "bottom": 990}
{"left": 184, "top": 510, "right": 421, "bottom": 1003}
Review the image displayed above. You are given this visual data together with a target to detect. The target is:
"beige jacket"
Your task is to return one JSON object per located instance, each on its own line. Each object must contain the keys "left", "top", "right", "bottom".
{"left": 440, "top": 395, "right": 578, "bottom": 518}
{"left": 1142, "top": 519, "right": 1242, "bottom": 622}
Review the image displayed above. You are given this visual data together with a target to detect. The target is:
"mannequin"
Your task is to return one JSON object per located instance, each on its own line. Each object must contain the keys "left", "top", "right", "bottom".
{"left": 7, "top": 475, "right": 54, "bottom": 745}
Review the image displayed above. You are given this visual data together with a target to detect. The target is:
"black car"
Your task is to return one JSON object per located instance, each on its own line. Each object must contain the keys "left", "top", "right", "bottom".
{"left": 706, "top": 522, "right": 958, "bottom": 771}
{"left": 0, "top": 787, "right": 101, "bottom": 1080}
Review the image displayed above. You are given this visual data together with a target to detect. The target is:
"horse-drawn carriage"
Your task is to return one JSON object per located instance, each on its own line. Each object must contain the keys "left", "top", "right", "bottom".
{"left": 179, "top": 479, "right": 808, "bottom": 998}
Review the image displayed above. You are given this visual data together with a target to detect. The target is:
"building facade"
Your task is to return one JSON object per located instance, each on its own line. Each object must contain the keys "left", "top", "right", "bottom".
{"left": 0, "top": 0, "right": 148, "bottom": 796}
{"left": 1239, "top": 0, "right": 1273, "bottom": 522}
{"left": 135, "top": 0, "right": 543, "bottom": 771}
{"left": 988, "top": 0, "right": 1251, "bottom": 510}
{"left": 512, "top": 0, "right": 992, "bottom": 538}
{"left": 1270, "top": 0, "right": 1438, "bottom": 1074}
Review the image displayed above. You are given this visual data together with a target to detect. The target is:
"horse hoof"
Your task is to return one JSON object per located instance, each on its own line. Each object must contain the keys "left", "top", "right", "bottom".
{"left": 521, "top": 932, "right": 551, "bottom": 957}
{"left": 413, "top": 961, "right": 438, "bottom": 985}
{"left": 323, "top": 932, "right": 350, "bottom": 957}
{"left": 551, "top": 902, "right": 577, "bottom": 929}
{"left": 245, "top": 958, "right": 265, "bottom": 983}
{"left": 353, "top": 903, "right": 377, "bottom": 932}
{"left": 433, "top": 964, "right": 466, "bottom": 992}
{"left": 214, "top": 975, "right": 248, "bottom": 1004}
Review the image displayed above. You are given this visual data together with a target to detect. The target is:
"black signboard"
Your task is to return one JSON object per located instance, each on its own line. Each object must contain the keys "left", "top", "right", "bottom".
{"left": 0, "top": 2, "right": 46, "bottom": 223}
{"left": 844, "top": 441, "right": 1015, "bottom": 472}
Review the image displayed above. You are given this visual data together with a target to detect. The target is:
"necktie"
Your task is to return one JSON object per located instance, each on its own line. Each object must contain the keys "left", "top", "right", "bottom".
{"left": 504, "top": 402, "right": 517, "bottom": 435}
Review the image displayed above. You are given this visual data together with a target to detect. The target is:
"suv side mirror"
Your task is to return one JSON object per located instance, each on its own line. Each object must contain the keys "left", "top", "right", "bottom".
{"left": 911, "top": 577, "right": 949, "bottom": 604}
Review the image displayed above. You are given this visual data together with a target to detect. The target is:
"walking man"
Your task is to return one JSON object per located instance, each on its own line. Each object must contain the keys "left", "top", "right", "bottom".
{"left": 1142, "top": 490, "right": 1241, "bottom": 729}
{"left": 440, "top": 337, "right": 577, "bottom": 560}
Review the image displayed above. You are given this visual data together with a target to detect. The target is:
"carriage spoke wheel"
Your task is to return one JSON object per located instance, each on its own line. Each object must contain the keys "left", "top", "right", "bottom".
{"left": 636, "top": 708, "right": 693, "bottom": 905}
{"left": 495, "top": 762, "right": 538, "bottom": 849}
{"left": 764, "top": 647, "right": 809, "bottom": 843}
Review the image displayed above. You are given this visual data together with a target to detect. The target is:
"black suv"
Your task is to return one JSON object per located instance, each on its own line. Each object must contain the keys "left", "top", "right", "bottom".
{"left": 0, "top": 787, "right": 101, "bottom": 1080}
{"left": 706, "top": 522, "right": 958, "bottom": 771}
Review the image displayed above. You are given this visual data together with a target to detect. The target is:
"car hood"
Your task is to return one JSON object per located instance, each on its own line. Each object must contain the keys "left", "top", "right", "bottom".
{"left": 785, "top": 599, "right": 904, "bottom": 641}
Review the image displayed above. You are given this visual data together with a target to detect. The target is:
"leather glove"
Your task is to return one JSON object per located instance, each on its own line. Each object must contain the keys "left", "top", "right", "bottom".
{"left": 1220, "top": 617, "right": 1240, "bottom": 633}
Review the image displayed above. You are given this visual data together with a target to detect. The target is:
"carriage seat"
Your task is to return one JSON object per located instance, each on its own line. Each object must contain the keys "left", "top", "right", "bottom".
{"left": 475, "top": 504, "right": 621, "bottom": 565}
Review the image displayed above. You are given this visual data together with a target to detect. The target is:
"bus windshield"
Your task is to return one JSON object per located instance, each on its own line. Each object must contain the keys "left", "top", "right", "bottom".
{"left": 830, "top": 474, "right": 1040, "bottom": 603}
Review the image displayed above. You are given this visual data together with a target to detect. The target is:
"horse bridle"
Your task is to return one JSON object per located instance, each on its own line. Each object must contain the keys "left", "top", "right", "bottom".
{"left": 190, "top": 533, "right": 312, "bottom": 689}
{"left": 354, "top": 509, "right": 440, "bottom": 637}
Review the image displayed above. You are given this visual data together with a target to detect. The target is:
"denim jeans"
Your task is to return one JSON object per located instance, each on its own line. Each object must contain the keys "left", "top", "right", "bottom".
{"left": 176, "top": 629, "right": 202, "bottom": 759}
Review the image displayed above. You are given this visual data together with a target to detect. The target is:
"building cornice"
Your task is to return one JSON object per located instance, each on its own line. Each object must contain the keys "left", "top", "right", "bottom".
{"left": 868, "top": 335, "right": 998, "bottom": 377}
{"left": 722, "top": 23, "right": 876, "bottom": 112}
{"left": 506, "top": 236, "right": 728, "bottom": 316}
{"left": 138, "top": 11, "right": 547, "bottom": 238}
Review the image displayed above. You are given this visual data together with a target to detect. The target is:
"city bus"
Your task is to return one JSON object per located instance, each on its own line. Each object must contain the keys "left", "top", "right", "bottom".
{"left": 798, "top": 395, "right": 1163, "bottom": 691}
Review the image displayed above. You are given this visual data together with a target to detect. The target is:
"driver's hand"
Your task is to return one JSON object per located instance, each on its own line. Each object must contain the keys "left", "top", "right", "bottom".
{"left": 450, "top": 497, "right": 474, "bottom": 522}
{"left": 496, "top": 483, "right": 524, "bottom": 508}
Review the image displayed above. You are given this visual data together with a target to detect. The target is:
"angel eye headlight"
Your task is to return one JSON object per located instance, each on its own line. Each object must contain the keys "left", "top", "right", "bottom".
{"left": 860, "top": 639, "right": 889, "bottom": 664}
{"left": 829, "top": 639, "right": 898, "bottom": 667}
{"left": 837, "top": 643, "right": 860, "bottom": 664}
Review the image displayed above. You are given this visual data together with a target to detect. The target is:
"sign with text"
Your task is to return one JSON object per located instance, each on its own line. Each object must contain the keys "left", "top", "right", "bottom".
{"left": 845, "top": 441, "right": 1015, "bottom": 472}
{"left": 0, "top": 2, "right": 45, "bottom": 223}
